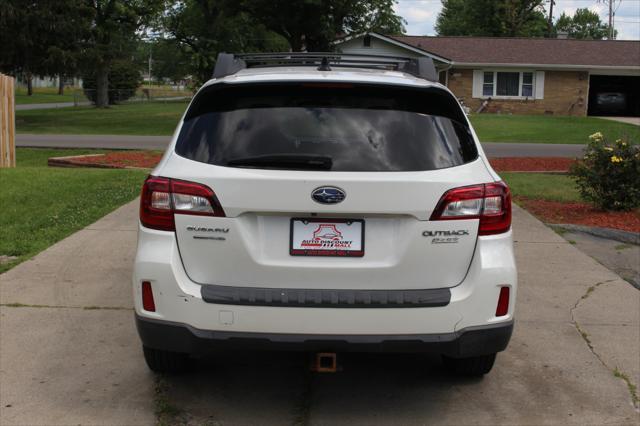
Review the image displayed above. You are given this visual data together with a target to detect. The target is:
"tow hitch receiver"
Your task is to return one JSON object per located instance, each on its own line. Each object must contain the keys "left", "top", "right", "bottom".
{"left": 312, "top": 352, "right": 338, "bottom": 373}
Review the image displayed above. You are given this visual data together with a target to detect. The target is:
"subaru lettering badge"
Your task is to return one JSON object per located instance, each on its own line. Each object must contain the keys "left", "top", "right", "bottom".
{"left": 311, "top": 186, "right": 346, "bottom": 204}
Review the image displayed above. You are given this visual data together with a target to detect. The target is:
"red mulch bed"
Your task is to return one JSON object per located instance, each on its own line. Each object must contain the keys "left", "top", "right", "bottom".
{"left": 56, "top": 154, "right": 575, "bottom": 172}
{"left": 517, "top": 197, "right": 640, "bottom": 233}
{"left": 51, "top": 151, "right": 163, "bottom": 169}
{"left": 489, "top": 157, "right": 576, "bottom": 172}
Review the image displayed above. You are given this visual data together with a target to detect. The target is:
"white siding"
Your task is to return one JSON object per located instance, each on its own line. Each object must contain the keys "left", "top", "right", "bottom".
{"left": 337, "top": 37, "right": 422, "bottom": 58}
{"left": 472, "top": 70, "right": 484, "bottom": 98}
{"left": 535, "top": 71, "right": 545, "bottom": 99}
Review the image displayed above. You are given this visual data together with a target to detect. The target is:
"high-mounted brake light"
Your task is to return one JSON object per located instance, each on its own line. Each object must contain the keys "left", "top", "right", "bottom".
{"left": 140, "top": 176, "right": 225, "bottom": 231}
{"left": 430, "top": 182, "right": 511, "bottom": 236}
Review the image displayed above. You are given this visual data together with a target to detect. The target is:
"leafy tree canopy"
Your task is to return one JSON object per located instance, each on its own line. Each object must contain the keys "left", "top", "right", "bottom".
{"left": 436, "top": 0, "right": 547, "bottom": 37}
{"left": 163, "top": 0, "right": 289, "bottom": 86}
{"left": 161, "top": 0, "right": 404, "bottom": 85}
{"left": 243, "top": 0, "right": 405, "bottom": 51}
{"left": 554, "top": 8, "right": 615, "bottom": 40}
{"left": 0, "top": 0, "right": 93, "bottom": 94}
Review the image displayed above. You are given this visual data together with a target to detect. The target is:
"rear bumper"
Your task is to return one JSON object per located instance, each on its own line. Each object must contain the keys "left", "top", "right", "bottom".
{"left": 136, "top": 314, "right": 513, "bottom": 357}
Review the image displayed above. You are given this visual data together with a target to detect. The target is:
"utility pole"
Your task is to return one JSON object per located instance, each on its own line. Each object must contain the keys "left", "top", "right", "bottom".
{"left": 148, "top": 46, "right": 153, "bottom": 86}
{"left": 609, "top": 0, "right": 614, "bottom": 39}
{"left": 547, "top": 0, "right": 555, "bottom": 37}
{"left": 598, "top": 0, "right": 619, "bottom": 39}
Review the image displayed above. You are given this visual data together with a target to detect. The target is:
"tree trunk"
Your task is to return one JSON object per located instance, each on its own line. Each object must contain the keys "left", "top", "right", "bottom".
{"left": 26, "top": 73, "right": 33, "bottom": 96}
{"left": 289, "top": 32, "right": 304, "bottom": 52}
{"left": 58, "top": 75, "right": 64, "bottom": 95}
{"left": 95, "top": 63, "right": 109, "bottom": 108}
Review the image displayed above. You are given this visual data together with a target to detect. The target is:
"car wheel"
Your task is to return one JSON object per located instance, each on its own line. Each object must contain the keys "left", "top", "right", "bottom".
{"left": 442, "top": 353, "right": 496, "bottom": 376}
{"left": 143, "top": 346, "right": 191, "bottom": 373}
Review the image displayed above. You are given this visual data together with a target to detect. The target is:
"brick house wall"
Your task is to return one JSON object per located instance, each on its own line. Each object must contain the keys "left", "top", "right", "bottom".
{"left": 447, "top": 68, "right": 589, "bottom": 116}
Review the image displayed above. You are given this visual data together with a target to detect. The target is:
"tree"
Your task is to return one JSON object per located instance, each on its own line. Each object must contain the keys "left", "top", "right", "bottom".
{"left": 0, "top": 0, "right": 91, "bottom": 95}
{"left": 40, "top": 1, "right": 93, "bottom": 94}
{"left": 0, "top": 2, "right": 49, "bottom": 94}
{"left": 83, "top": 0, "right": 163, "bottom": 107}
{"left": 245, "top": 0, "right": 405, "bottom": 51}
{"left": 83, "top": 59, "right": 143, "bottom": 104}
{"left": 554, "top": 8, "right": 614, "bottom": 40}
{"left": 134, "top": 39, "right": 191, "bottom": 84}
{"left": 436, "top": 0, "right": 548, "bottom": 37}
{"left": 163, "top": 0, "right": 289, "bottom": 86}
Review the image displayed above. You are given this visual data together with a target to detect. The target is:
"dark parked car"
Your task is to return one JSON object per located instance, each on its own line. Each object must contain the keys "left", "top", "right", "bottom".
{"left": 595, "top": 92, "right": 627, "bottom": 114}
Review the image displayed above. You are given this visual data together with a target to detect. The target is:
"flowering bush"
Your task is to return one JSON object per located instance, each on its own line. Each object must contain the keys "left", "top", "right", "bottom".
{"left": 570, "top": 132, "right": 640, "bottom": 211}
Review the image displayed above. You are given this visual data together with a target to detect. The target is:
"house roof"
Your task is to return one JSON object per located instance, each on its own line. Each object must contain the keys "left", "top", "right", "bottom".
{"left": 387, "top": 35, "right": 640, "bottom": 67}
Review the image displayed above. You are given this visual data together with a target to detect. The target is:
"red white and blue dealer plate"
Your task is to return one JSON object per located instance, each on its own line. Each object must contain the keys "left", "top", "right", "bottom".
{"left": 290, "top": 218, "right": 365, "bottom": 257}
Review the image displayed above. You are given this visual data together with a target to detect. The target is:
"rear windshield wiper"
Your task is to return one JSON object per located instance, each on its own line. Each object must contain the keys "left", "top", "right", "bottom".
{"left": 226, "top": 154, "right": 333, "bottom": 170}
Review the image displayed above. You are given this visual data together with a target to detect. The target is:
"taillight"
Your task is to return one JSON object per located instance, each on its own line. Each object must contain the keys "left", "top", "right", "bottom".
{"left": 140, "top": 176, "right": 225, "bottom": 231}
{"left": 430, "top": 182, "right": 511, "bottom": 236}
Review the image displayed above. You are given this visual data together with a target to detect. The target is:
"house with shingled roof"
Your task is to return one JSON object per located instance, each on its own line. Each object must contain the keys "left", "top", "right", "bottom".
{"left": 336, "top": 32, "right": 640, "bottom": 117}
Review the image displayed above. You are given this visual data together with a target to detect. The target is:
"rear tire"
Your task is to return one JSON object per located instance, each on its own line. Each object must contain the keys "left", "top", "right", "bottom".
{"left": 442, "top": 353, "right": 496, "bottom": 376}
{"left": 143, "top": 346, "right": 191, "bottom": 373}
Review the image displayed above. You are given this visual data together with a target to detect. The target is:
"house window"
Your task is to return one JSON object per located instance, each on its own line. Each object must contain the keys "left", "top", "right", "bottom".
{"left": 482, "top": 72, "right": 493, "bottom": 96}
{"left": 496, "top": 72, "right": 520, "bottom": 96}
{"left": 363, "top": 35, "right": 371, "bottom": 47}
{"left": 521, "top": 72, "right": 533, "bottom": 97}
{"left": 482, "top": 71, "right": 535, "bottom": 98}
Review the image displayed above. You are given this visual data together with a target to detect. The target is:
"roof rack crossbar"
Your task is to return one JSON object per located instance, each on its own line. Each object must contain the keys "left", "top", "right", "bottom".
{"left": 212, "top": 52, "right": 438, "bottom": 82}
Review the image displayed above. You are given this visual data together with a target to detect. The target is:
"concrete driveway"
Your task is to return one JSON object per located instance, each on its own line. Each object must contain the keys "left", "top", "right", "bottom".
{"left": 596, "top": 116, "right": 640, "bottom": 126}
{"left": 1, "top": 202, "right": 638, "bottom": 425}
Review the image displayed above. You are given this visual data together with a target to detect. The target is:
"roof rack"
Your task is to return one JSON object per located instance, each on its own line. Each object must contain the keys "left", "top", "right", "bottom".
{"left": 212, "top": 52, "right": 438, "bottom": 82}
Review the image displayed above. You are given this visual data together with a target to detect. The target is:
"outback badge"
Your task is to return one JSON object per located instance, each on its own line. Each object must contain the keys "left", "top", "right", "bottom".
{"left": 423, "top": 229, "right": 470, "bottom": 244}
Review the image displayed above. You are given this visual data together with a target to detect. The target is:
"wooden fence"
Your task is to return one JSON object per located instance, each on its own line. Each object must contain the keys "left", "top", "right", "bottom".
{"left": 1, "top": 73, "right": 16, "bottom": 168}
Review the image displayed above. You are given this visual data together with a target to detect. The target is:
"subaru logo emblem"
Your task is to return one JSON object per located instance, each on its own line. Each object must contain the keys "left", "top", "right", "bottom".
{"left": 311, "top": 186, "right": 346, "bottom": 204}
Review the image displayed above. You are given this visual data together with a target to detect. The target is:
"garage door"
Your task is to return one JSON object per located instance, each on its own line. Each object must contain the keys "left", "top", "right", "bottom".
{"left": 588, "top": 75, "right": 640, "bottom": 117}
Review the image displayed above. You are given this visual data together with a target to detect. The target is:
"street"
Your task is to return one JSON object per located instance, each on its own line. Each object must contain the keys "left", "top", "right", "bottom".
{"left": 15, "top": 133, "right": 587, "bottom": 158}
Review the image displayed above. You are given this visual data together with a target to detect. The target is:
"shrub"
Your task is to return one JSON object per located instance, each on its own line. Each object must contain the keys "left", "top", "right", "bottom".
{"left": 83, "top": 60, "right": 142, "bottom": 105}
{"left": 570, "top": 132, "right": 640, "bottom": 211}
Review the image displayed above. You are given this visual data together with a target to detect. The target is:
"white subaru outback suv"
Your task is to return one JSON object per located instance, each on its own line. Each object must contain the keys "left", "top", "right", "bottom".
{"left": 133, "top": 53, "right": 516, "bottom": 376}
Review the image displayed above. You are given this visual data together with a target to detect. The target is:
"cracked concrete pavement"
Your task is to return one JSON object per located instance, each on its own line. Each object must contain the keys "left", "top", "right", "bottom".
{"left": 558, "top": 230, "right": 640, "bottom": 289}
{"left": 0, "top": 201, "right": 638, "bottom": 425}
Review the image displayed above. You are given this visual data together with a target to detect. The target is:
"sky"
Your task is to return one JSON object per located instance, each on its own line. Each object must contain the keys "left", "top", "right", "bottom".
{"left": 394, "top": 0, "right": 640, "bottom": 40}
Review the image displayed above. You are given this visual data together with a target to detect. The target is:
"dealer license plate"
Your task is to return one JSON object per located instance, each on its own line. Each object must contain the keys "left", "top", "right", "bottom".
{"left": 290, "top": 218, "right": 364, "bottom": 257}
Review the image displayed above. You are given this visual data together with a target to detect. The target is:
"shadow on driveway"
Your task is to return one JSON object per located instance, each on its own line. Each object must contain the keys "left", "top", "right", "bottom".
{"left": 161, "top": 351, "right": 483, "bottom": 425}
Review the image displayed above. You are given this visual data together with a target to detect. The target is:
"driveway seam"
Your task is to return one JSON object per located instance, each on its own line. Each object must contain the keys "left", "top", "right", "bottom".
{"left": 570, "top": 279, "right": 639, "bottom": 410}
{"left": 514, "top": 241, "right": 570, "bottom": 245}
{"left": 1, "top": 303, "right": 132, "bottom": 310}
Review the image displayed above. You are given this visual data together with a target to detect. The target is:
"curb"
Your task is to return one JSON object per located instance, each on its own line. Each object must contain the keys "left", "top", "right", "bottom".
{"left": 549, "top": 223, "right": 640, "bottom": 245}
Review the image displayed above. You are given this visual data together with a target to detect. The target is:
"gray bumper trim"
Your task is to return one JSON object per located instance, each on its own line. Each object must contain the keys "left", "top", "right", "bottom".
{"left": 200, "top": 284, "right": 451, "bottom": 308}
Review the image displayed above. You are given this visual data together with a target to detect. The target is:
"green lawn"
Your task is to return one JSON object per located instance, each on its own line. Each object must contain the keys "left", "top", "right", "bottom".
{"left": 0, "top": 148, "right": 147, "bottom": 273}
{"left": 470, "top": 115, "right": 640, "bottom": 144}
{"left": 500, "top": 172, "right": 581, "bottom": 203}
{"left": 15, "top": 87, "right": 84, "bottom": 105}
{"left": 16, "top": 101, "right": 187, "bottom": 135}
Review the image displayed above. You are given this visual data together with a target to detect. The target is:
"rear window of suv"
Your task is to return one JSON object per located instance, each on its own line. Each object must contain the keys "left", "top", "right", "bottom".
{"left": 175, "top": 83, "right": 477, "bottom": 172}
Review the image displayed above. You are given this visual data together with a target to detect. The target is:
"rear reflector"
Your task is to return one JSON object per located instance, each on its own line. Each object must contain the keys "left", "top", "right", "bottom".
{"left": 141, "top": 281, "right": 156, "bottom": 312}
{"left": 140, "top": 176, "right": 225, "bottom": 231}
{"left": 430, "top": 181, "right": 512, "bottom": 235}
{"left": 496, "top": 286, "right": 510, "bottom": 317}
